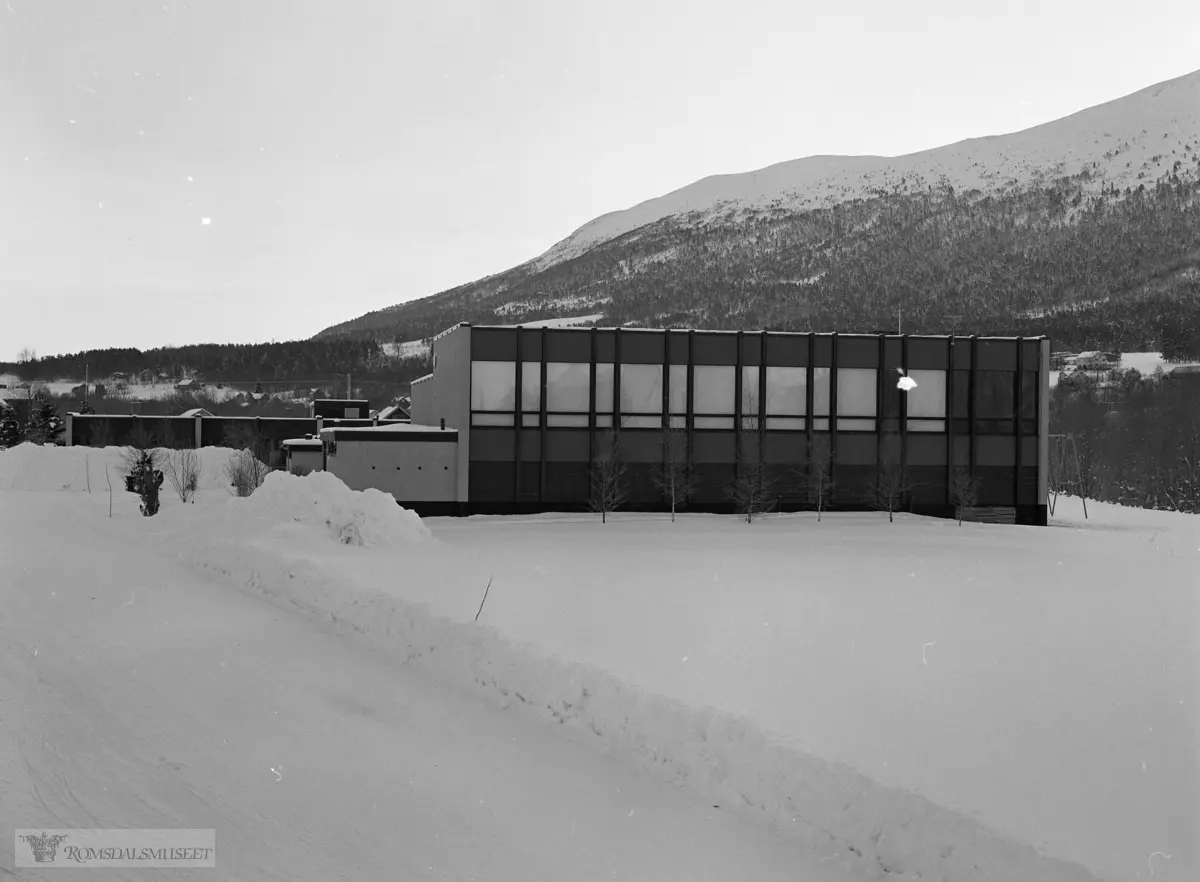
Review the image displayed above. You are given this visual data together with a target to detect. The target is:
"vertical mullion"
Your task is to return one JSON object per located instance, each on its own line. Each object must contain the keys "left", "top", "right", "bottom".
{"left": 946, "top": 337, "right": 955, "bottom": 508}
{"left": 969, "top": 334, "right": 978, "bottom": 494}
{"left": 734, "top": 330, "right": 744, "bottom": 483}
{"left": 830, "top": 333, "right": 839, "bottom": 502}
{"left": 686, "top": 330, "right": 695, "bottom": 493}
{"left": 1014, "top": 335, "right": 1024, "bottom": 510}
{"left": 900, "top": 334, "right": 909, "bottom": 474}
{"left": 539, "top": 327, "right": 547, "bottom": 504}
{"left": 805, "top": 331, "right": 815, "bottom": 501}
{"left": 514, "top": 329, "right": 522, "bottom": 503}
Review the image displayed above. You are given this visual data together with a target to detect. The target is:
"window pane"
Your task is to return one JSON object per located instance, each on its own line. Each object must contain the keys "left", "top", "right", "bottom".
{"left": 976, "top": 371, "right": 1014, "bottom": 418}
{"left": 906, "top": 369, "right": 946, "bottom": 418}
{"left": 741, "top": 366, "right": 761, "bottom": 415}
{"left": 521, "top": 361, "right": 541, "bottom": 411}
{"left": 766, "top": 417, "right": 805, "bottom": 430}
{"left": 765, "top": 366, "right": 806, "bottom": 415}
{"left": 472, "top": 412, "right": 514, "bottom": 427}
{"left": 837, "top": 418, "right": 875, "bottom": 431}
{"left": 595, "top": 363, "right": 614, "bottom": 414}
{"left": 694, "top": 416, "right": 734, "bottom": 429}
{"left": 522, "top": 414, "right": 539, "bottom": 427}
{"left": 813, "top": 368, "right": 830, "bottom": 416}
{"left": 693, "top": 365, "right": 735, "bottom": 414}
{"left": 620, "top": 364, "right": 663, "bottom": 413}
{"left": 668, "top": 364, "right": 687, "bottom": 413}
{"left": 471, "top": 361, "right": 516, "bottom": 411}
{"left": 837, "top": 368, "right": 876, "bottom": 416}
{"left": 622, "top": 415, "right": 662, "bottom": 429}
{"left": 546, "top": 362, "right": 590, "bottom": 412}
{"left": 547, "top": 413, "right": 589, "bottom": 427}
{"left": 907, "top": 419, "right": 945, "bottom": 432}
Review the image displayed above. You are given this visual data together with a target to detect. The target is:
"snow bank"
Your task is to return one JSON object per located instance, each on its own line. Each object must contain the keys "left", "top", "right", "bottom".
{"left": 240, "top": 470, "right": 431, "bottom": 547}
{"left": 166, "top": 528, "right": 1110, "bottom": 882}
{"left": 0, "top": 443, "right": 251, "bottom": 497}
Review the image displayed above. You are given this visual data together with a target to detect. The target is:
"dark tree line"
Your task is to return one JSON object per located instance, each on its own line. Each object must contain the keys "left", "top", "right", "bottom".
{"left": 1051, "top": 372, "right": 1200, "bottom": 513}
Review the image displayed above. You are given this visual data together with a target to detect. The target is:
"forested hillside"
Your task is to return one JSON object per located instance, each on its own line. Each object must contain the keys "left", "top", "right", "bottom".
{"left": 318, "top": 166, "right": 1200, "bottom": 357}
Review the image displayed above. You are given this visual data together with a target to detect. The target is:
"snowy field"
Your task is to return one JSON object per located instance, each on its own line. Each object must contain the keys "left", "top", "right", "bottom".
{"left": 1, "top": 444, "right": 1196, "bottom": 882}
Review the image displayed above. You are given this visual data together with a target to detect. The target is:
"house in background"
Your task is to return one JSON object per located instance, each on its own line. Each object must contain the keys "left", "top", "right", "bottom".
{"left": 175, "top": 378, "right": 200, "bottom": 392}
{"left": 179, "top": 407, "right": 215, "bottom": 418}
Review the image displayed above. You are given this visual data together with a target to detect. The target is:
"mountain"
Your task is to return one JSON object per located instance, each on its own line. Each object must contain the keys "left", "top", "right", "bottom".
{"left": 318, "top": 70, "right": 1200, "bottom": 355}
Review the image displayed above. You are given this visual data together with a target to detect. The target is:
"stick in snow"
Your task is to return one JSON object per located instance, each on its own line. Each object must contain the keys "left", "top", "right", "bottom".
{"left": 475, "top": 576, "right": 493, "bottom": 622}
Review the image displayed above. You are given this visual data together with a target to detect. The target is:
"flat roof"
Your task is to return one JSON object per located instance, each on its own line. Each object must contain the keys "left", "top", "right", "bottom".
{"left": 437, "top": 322, "right": 1047, "bottom": 341}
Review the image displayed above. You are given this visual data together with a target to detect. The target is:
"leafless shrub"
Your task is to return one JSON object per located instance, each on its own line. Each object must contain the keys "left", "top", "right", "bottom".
{"left": 588, "top": 429, "right": 628, "bottom": 524}
{"left": 652, "top": 418, "right": 694, "bottom": 522}
{"left": 223, "top": 449, "right": 270, "bottom": 497}
{"left": 805, "top": 433, "right": 834, "bottom": 522}
{"left": 869, "top": 448, "right": 911, "bottom": 523}
{"left": 164, "top": 448, "right": 202, "bottom": 503}
{"left": 949, "top": 465, "right": 980, "bottom": 526}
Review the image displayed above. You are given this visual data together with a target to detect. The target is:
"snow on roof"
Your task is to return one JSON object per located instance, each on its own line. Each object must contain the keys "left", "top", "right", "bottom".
{"left": 319, "top": 422, "right": 455, "bottom": 437}
{"left": 179, "top": 407, "right": 214, "bottom": 417}
{"left": 281, "top": 437, "right": 322, "bottom": 448}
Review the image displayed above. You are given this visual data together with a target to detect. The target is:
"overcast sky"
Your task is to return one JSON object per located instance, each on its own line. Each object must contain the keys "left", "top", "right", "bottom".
{"left": 1, "top": 0, "right": 1197, "bottom": 361}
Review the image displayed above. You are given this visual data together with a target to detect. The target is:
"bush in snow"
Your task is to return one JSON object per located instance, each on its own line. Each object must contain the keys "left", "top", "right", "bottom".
{"left": 121, "top": 447, "right": 164, "bottom": 517}
{"left": 587, "top": 428, "right": 627, "bottom": 524}
{"left": 224, "top": 448, "right": 270, "bottom": 497}
{"left": 163, "top": 448, "right": 202, "bottom": 504}
{"left": 0, "top": 416, "right": 21, "bottom": 450}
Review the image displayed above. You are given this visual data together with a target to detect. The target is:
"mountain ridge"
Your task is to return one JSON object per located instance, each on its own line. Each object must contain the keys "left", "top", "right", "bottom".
{"left": 316, "top": 68, "right": 1200, "bottom": 354}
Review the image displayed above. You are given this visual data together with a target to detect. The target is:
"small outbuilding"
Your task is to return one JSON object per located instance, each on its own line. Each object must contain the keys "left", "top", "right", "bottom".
{"left": 281, "top": 436, "right": 325, "bottom": 474}
{"left": 318, "top": 421, "right": 459, "bottom": 514}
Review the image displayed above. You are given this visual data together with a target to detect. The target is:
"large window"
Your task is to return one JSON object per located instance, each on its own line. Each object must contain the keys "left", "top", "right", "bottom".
{"left": 471, "top": 361, "right": 515, "bottom": 412}
{"left": 668, "top": 364, "right": 687, "bottom": 414}
{"left": 836, "top": 367, "right": 874, "bottom": 431}
{"left": 620, "top": 364, "right": 663, "bottom": 412}
{"left": 812, "top": 367, "right": 831, "bottom": 430}
{"left": 693, "top": 365, "right": 735, "bottom": 415}
{"left": 520, "top": 362, "right": 541, "bottom": 412}
{"left": 765, "top": 366, "right": 805, "bottom": 430}
{"left": 546, "top": 362, "right": 590, "bottom": 412}
{"left": 595, "top": 364, "right": 614, "bottom": 414}
{"left": 975, "top": 371, "right": 1014, "bottom": 418}
{"left": 905, "top": 369, "right": 946, "bottom": 417}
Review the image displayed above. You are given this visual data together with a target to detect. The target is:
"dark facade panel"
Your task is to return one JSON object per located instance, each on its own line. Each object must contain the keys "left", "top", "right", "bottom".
{"left": 1021, "top": 338, "right": 1042, "bottom": 367}
{"left": 952, "top": 338, "right": 973, "bottom": 369}
{"left": 765, "top": 334, "right": 807, "bottom": 367}
{"left": 976, "top": 339, "right": 1018, "bottom": 371}
{"left": 667, "top": 332, "right": 689, "bottom": 365}
{"left": 517, "top": 467, "right": 540, "bottom": 502}
{"left": 543, "top": 429, "right": 589, "bottom": 462}
{"left": 692, "top": 333, "right": 738, "bottom": 365}
{"left": 470, "top": 428, "right": 515, "bottom": 461}
{"left": 519, "top": 329, "right": 543, "bottom": 361}
{"left": 976, "top": 435, "right": 1016, "bottom": 467}
{"left": 519, "top": 429, "right": 541, "bottom": 461}
{"left": 907, "top": 434, "right": 948, "bottom": 466}
{"left": 764, "top": 432, "right": 806, "bottom": 464}
{"left": 884, "top": 337, "right": 903, "bottom": 370}
{"left": 838, "top": 433, "right": 878, "bottom": 465}
{"left": 625, "top": 463, "right": 662, "bottom": 503}
{"left": 740, "top": 333, "right": 762, "bottom": 365}
{"left": 692, "top": 431, "right": 736, "bottom": 463}
{"left": 469, "top": 462, "right": 516, "bottom": 502}
{"left": 620, "top": 330, "right": 665, "bottom": 364}
{"left": 813, "top": 335, "right": 833, "bottom": 366}
{"left": 545, "top": 329, "right": 590, "bottom": 363}
{"left": 612, "top": 430, "right": 663, "bottom": 463}
{"left": 471, "top": 327, "right": 518, "bottom": 361}
{"left": 908, "top": 337, "right": 950, "bottom": 370}
{"left": 908, "top": 466, "right": 947, "bottom": 503}
{"left": 834, "top": 465, "right": 873, "bottom": 504}
{"left": 977, "top": 467, "right": 1016, "bottom": 505}
{"left": 1018, "top": 466, "right": 1039, "bottom": 505}
{"left": 837, "top": 335, "right": 879, "bottom": 368}
{"left": 595, "top": 330, "right": 616, "bottom": 363}
{"left": 691, "top": 463, "right": 735, "bottom": 502}
{"left": 543, "top": 462, "right": 589, "bottom": 502}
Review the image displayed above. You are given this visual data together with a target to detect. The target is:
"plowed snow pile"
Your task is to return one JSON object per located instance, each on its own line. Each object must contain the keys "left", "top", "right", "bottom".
{"left": 241, "top": 470, "right": 431, "bottom": 547}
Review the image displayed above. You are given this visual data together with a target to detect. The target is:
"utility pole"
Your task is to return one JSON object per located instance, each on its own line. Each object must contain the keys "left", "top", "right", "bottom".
{"left": 346, "top": 373, "right": 351, "bottom": 398}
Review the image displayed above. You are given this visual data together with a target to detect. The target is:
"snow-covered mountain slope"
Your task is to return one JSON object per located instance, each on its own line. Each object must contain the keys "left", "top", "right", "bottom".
{"left": 534, "top": 69, "right": 1200, "bottom": 270}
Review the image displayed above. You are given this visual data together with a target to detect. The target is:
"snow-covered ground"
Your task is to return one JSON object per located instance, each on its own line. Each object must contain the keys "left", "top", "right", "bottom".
{"left": 1, "top": 475, "right": 856, "bottom": 880}
{"left": 1, "top": 443, "right": 1196, "bottom": 882}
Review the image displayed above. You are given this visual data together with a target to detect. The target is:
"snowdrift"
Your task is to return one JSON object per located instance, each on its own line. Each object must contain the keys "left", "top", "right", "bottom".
{"left": 239, "top": 470, "right": 432, "bottom": 547}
